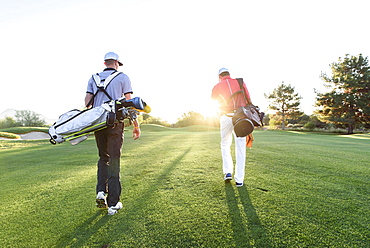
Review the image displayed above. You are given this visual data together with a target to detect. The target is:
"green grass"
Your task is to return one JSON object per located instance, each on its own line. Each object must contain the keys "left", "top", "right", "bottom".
{"left": 0, "top": 128, "right": 369, "bottom": 247}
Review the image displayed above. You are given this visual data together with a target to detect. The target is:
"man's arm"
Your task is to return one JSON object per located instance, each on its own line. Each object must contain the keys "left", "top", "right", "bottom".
{"left": 85, "top": 93, "right": 94, "bottom": 108}
{"left": 124, "top": 92, "right": 132, "bottom": 100}
{"left": 124, "top": 92, "right": 141, "bottom": 140}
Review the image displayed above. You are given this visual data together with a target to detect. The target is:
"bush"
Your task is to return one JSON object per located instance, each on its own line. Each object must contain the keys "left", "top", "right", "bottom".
{"left": 0, "top": 117, "right": 19, "bottom": 129}
{"left": 269, "top": 118, "right": 288, "bottom": 127}
{"left": 304, "top": 122, "right": 315, "bottom": 130}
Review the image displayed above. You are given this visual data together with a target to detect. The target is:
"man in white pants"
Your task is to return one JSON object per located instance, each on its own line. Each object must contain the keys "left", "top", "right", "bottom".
{"left": 211, "top": 68, "right": 252, "bottom": 187}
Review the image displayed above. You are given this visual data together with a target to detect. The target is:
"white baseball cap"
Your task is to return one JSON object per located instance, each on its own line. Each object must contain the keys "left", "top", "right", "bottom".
{"left": 104, "top": 52, "right": 123, "bottom": 66}
{"left": 218, "top": 68, "right": 229, "bottom": 75}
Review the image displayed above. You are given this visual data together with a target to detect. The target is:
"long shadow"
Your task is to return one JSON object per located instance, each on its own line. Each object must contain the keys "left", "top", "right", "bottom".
{"left": 238, "top": 186, "right": 271, "bottom": 247}
{"left": 117, "top": 146, "right": 192, "bottom": 207}
{"left": 56, "top": 147, "right": 191, "bottom": 247}
{"left": 225, "top": 183, "right": 271, "bottom": 247}
{"left": 225, "top": 183, "right": 252, "bottom": 247}
{"left": 55, "top": 211, "right": 110, "bottom": 247}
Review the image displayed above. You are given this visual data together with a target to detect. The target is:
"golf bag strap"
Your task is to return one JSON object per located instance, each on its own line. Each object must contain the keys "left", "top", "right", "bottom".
{"left": 93, "top": 71, "right": 121, "bottom": 89}
{"left": 99, "top": 88, "right": 113, "bottom": 101}
{"left": 236, "top": 78, "right": 247, "bottom": 104}
{"left": 87, "top": 71, "right": 122, "bottom": 107}
{"left": 228, "top": 90, "right": 244, "bottom": 103}
{"left": 224, "top": 78, "right": 247, "bottom": 105}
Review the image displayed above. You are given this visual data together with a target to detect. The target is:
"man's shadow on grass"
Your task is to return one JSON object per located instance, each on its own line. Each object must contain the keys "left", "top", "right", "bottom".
{"left": 55, "top": 210, "right": 110, "bottom": 248}
{"left": 225, "top": 183, "right": 271, "bottom": 247}
{"left": 56, "top": 147, "right": 192, "bottom": 248}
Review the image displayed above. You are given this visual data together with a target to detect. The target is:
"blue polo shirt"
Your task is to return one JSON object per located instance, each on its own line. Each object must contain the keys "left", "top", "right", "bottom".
{"left": 86, "top": 68, "right": 133, "bottom": 107}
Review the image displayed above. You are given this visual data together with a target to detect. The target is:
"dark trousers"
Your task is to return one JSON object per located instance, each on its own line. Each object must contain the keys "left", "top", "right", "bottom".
{"left": 94, "top": 122, "right": 124, "bottom": 207}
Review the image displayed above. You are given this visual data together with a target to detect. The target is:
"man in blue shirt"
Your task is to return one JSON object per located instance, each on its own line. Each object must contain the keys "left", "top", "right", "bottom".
{"left": 85, "top": 52, "right": 140, "bottom": 215}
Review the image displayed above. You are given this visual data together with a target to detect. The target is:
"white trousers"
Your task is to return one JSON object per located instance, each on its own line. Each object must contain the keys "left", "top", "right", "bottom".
{"left": 220, "top": 114, "right": 246, "bottom": 183}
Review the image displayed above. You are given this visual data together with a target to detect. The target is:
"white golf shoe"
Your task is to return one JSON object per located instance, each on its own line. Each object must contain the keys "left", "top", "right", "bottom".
{"left": 108, "top": 202, "right": 123, "bottom": 215}
{"left": 96, "top": 191, "right": 107, "bottom": 208}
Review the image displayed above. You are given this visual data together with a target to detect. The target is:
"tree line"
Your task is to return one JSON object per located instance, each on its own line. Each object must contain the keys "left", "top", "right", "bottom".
{"left": 1, "top": 54, "right": 369, "bottom": 134}
{"left": 0, "top": 110, "right": 46, "bottom": 128}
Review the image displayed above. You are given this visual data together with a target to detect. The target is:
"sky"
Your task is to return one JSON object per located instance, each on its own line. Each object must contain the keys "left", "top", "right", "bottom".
{"left": 1, "top": 0, "right": 370, "bottom": 124}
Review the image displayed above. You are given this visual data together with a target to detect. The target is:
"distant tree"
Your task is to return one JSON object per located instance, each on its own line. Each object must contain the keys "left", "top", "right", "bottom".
{"left": 304, "top": 121, "right": 315, "bottom": 130}
{"left": 262, "top": 113, "right": 270, "bottom": 126}
{"left": 141, "top": 113, "right": 151, "bottom": 122}
{"left": 296, "top": 114, "right": 310, "bottom": 124}
{"left": 316, "top": 54, "right": 370, "bottom": 134}
{"left": 287, "top": 113, "right": 309, "bottom": 125}
{"left": 15, "top": 110, "right": 46, "bottom": 127}
{"left": 264, "top": 82, "right": 303, "bottom": 130}
{"left": 175, "top": 111, "right": 205, "bottom": 127}
{"left": 268, "top": 114, "right": 286, "bottom": 127}
{"left": 141, "top": 113, "right": 170, "bottom": 126}
{"left": 0, "top": 116, "right": 19, "bottom": 128}
{"left": 309, "top": 115, "right": 327, "bottom": 129}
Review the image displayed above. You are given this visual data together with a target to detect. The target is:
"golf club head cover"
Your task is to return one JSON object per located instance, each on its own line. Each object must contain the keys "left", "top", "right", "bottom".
{"left": 120, "top": 97, "right": 144, "bottom": 110}
{"left": 142, "top": 102, "right": 151, "bottom": 113}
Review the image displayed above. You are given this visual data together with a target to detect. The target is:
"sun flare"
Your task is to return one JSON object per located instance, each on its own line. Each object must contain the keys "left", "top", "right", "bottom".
{"left": 198, "top": 99, "right": 221, "bottom": 119}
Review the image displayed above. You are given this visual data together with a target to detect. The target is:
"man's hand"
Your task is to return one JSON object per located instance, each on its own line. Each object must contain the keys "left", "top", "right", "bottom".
{"left": 132, "top": 127, "right": 141, "bottom": 140}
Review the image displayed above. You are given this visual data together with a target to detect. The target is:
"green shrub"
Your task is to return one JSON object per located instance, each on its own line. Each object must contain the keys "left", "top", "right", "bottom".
{"left": 304, "top": 121, "right": 315, "bottom": 130}
{"left": 0, "top": 117, "right": 19, "bottom": 128}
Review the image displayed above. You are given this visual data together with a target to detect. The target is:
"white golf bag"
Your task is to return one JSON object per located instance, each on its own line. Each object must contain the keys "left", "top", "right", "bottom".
{"left": 48, "top": 97, "right": 146, "bottom": 145}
